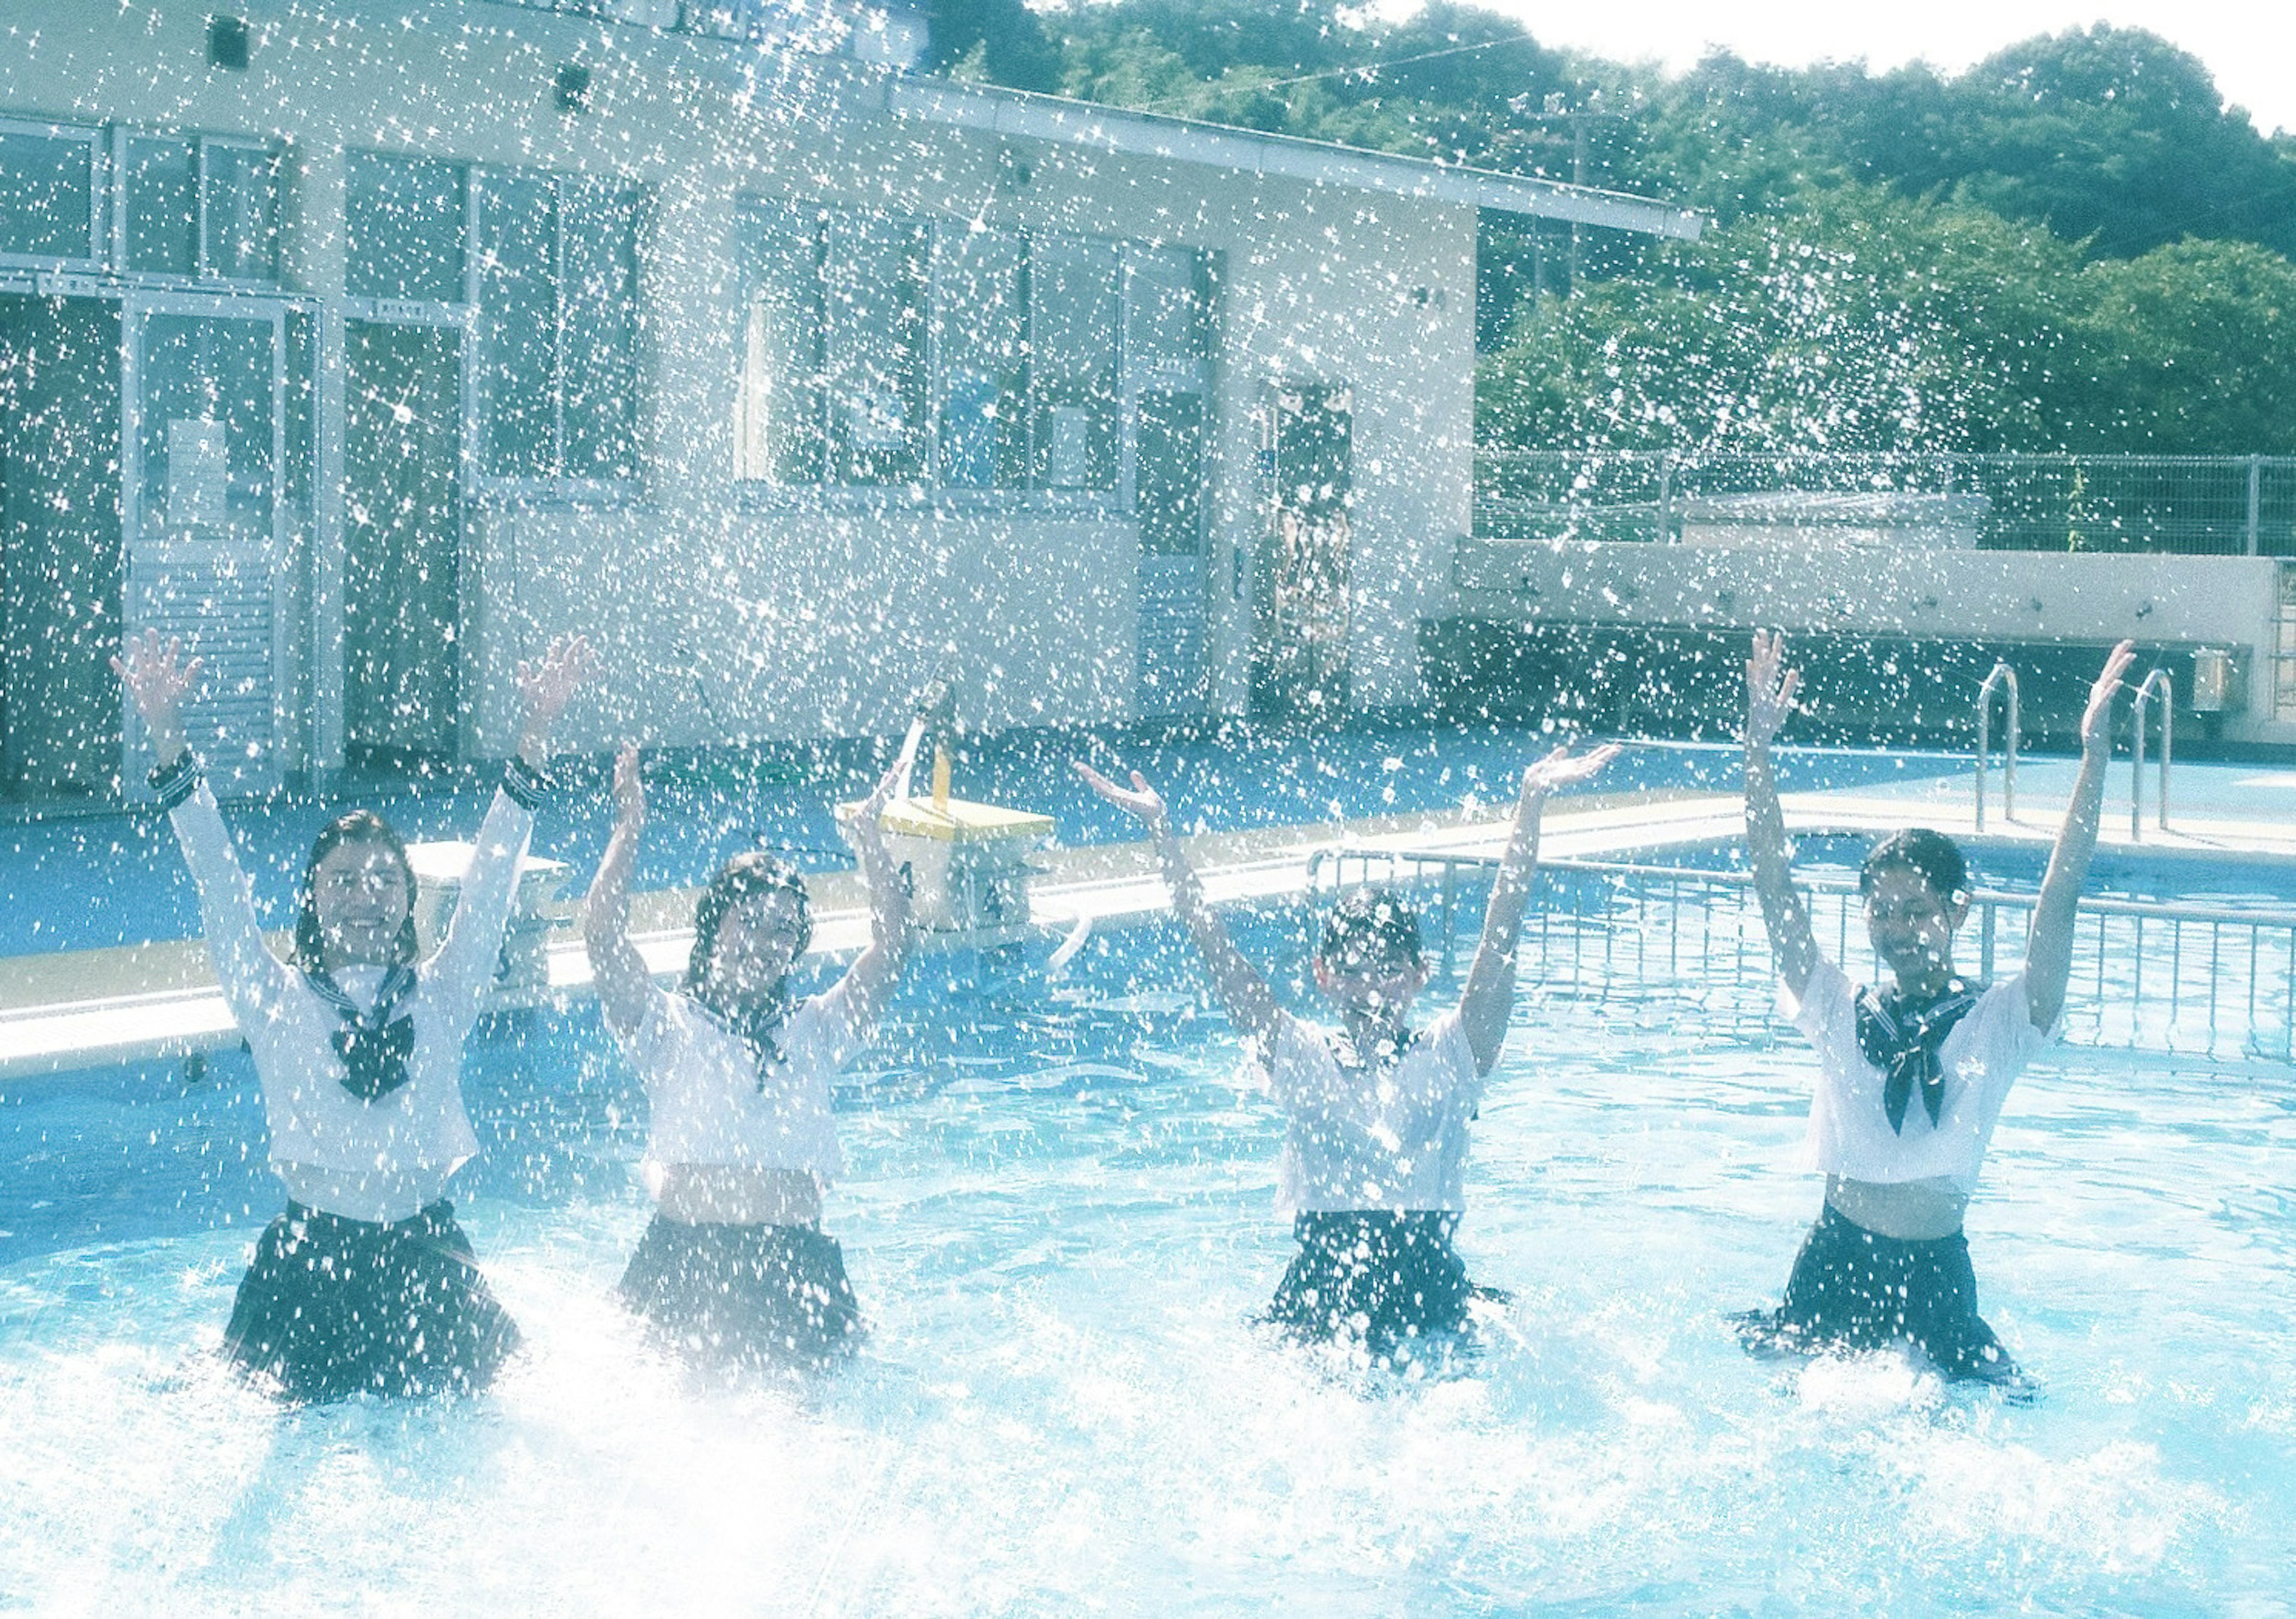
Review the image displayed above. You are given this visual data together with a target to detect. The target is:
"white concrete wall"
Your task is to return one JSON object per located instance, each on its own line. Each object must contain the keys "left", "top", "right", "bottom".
{"left": 1454, "top": 536, "right": 2287, "bottom": 731}
{"left": 0, "top": 0, "right": 1483, "bottom": 763}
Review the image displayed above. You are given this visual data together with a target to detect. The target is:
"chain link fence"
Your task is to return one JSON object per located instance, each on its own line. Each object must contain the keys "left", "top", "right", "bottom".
{"left": 1474, "top": 452, "right": 2296, "bottom": 557}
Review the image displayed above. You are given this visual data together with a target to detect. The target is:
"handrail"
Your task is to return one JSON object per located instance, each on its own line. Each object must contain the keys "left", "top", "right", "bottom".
{"left": 1316, "top": 844, "right": 2296, "bottom": 925}
{"left": 1974, "top": 661, "right": 2019, "bottom": 831}
{"left": 2131, "top": 668, "right": 2173, "bottom": 840}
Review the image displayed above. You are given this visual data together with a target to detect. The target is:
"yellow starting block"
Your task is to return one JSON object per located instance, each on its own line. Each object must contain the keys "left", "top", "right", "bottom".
{"left": 840, "top": 794, "right": 1054, "bottom": 935}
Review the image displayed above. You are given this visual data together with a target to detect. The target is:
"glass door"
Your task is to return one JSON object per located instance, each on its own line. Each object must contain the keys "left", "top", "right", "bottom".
{"left": 120, "top": 292, "right": 286, "bottom": 795}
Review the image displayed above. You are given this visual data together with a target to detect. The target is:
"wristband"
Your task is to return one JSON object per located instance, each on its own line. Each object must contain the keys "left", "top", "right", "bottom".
{"left": 501, "top": 754, "right": 552, "bottom": 813}
{"left": 148, "top": 753, "right": 203, "bottom": 812}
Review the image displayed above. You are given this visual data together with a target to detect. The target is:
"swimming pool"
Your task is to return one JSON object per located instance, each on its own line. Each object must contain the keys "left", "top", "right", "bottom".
{"left": 2, "top": 904, "right": 2288, "bottom": 1614}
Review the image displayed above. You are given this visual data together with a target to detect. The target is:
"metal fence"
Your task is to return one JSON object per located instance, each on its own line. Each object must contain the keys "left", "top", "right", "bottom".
{"left": 1308, "top": 846, "right": 2296, "bottom": 1065}
{"left": 1473, "top": 451, "right": 2296, "bottom": 557}
{"left": 478, "top": 0, "right": 840, "bottom": 44}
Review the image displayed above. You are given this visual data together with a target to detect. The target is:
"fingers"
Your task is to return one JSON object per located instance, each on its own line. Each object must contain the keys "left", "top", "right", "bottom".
{"left": 1779, "top": 668, "right": 1802, "bottom": 708}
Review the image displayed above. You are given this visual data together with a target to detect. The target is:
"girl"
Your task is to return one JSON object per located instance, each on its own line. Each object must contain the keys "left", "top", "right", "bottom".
{"left": 113, "top": 626, "right": 594, "bottom": 1402}
{"left": 1736, "top": 630, "right": 2135, "bottom": 1383}
{"left": 582, "top": 742, "right": 911, "bottom": 1368}
{"left": 1076, "top": 742, "right": 1619, "bottom": 1359}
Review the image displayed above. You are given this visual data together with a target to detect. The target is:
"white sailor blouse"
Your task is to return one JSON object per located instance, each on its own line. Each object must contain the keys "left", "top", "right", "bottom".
{"left": 1258, "top": 1008, "right": 1483, "bottom": 1215}
{"left": 1783, "top": 958, "right": 2052, "bottom": 1194}
{"left": 161, "top": 760, "right": 540, "bottom": 1223}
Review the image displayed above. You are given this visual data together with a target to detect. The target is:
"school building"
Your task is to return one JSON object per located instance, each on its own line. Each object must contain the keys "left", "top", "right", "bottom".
{"left": 0, "top": 0, "right": 1699, "bottom": 804}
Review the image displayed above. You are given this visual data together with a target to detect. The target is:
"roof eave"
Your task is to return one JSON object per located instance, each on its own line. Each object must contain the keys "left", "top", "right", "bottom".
{"left": 885, "top": 77, "right": 1703, "bottom": 241}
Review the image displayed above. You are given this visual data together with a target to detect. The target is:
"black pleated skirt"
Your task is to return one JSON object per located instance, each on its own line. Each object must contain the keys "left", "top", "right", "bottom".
{"left": 1265, "top": 1209, "right": 1474, "bottom": 1356}
{"left": 1736, "top": 1203, "right": 2018, "bottom": 1382}
{"left": 224, "top": 1200, "right": 522, "bottom": 1402}
{"left": 618, "top": 1214, "right": 862, "bottom": 1370}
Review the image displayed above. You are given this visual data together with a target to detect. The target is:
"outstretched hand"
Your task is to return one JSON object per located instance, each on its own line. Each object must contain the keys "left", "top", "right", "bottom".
{"left": 1745, "top": 629, "right": 1802, "bottom": 749}
{"left": 1073, "top": 761, "right": 1169, "bottom": 833}
{"left": 610, "top": 742, "right": 646, "bottom": 831}
{"left": 841, "top": 757, "right": 905, "bottom": 852}
{"left": 1521, "top": 740, "right": 1623, "bottom": 797}
{"left": 2080, "top": 639, "right": 2137, "bottom": 758}
{"left": 517, "top": 634, "right": 598, "bottom": 763}
{"left": 110, "top": 629, "right": 202, "bottom": 766}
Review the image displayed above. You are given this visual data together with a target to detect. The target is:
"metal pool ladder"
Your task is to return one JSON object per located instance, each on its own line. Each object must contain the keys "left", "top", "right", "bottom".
{"left": 2131, "top": 667, "right": 2173, "bottom": 840}
{"left": 1974, "top": 661, "right": 2019, "bottom": 830}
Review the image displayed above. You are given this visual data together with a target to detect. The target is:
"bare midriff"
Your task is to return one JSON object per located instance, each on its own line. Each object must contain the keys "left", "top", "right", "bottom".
{"left": 654, "top": 1163, "right": 822, "bottom": 1227}
{"left": 1824, "top": 1174, "right": 1969, "bottom": 1242}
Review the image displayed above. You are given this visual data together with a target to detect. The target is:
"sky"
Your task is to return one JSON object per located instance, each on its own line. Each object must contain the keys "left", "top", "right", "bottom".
{"left": 1466, "top": 1, "right": 2296, "bottom": 136}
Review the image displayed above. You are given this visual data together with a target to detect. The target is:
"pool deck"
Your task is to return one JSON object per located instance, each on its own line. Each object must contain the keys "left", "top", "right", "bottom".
{"left": 5, "top": 758, "right": 2292, "bottom": 1083}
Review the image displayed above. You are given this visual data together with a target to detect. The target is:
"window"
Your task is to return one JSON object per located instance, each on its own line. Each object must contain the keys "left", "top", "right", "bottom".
{"left": 822, "top": 211, "right": 928, "bottom": 486}
{"left": 734, "top": 202, "right": 1208, "bottom": 505}
{"left": 1030, "top": 237, "right": 1120, "bottom": 492}
{"left": 0, "top": 118, "right": 103, "bottom": 268}
{"left": 732, "top": 204, "right": 825, "bottom": 484}
{"left": 471, "top": 169, "right": 645, "bottom": 485}
{"left": 933, "top": 225, "right": 1027, "bottom": 489}
{"left": 347, "top": 151, "right": 467, "bottom": 304}
{"left": 116, "top": 130, "right": 280, "bottom": 283}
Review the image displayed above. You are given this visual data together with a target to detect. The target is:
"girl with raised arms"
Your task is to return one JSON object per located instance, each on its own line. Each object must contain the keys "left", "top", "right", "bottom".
{"left": 582, "top": 742, "right": 911, "bottom": 1368}
{"left": 114, "top": 627, "right": 595, "bottom": 1402}
{"left": 1735, "top": 630, "right": 2135, "bottom": 1383}
{"left": 1076, "top": 742, "right": 1618, "bottom": 1360}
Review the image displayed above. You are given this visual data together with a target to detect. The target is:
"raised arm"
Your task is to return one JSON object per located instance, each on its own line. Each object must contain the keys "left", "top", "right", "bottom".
{"left": 583, "top": 742, "right": 660, "bottom": 1036}
{"left": 810, "top": 758, "right": 915, "bottom": 1041}
{"left": 2024, "top": 639, "right": 2134, "bottom": 1032}
{"left": 1744, "top": 630, "right": 1822, "bottom": 998}
{"left": 1458, "top": 741, "right": 1622, "bottom": 1075}
{"left": 432, "top": 635, "right": 597, "bottom": 1010}
{"left": 112, "top": 629, "right": 296, "bottom": 1019}
{"left": 1074, "top": 761, "right": 1283, "bottom": 1050}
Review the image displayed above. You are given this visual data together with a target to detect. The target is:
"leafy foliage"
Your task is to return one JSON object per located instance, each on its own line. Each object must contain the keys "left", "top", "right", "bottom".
{"left": 1008, "top": 3, "right": 2296, "bottom": 452}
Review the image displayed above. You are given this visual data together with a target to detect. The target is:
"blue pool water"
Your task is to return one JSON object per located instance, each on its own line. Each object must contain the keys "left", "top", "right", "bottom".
{"left": 1, "top": 905, "right": 2290, "bottom": 1613}
{"left": 0, "top": 728, "right": 1967, "bottom": 958}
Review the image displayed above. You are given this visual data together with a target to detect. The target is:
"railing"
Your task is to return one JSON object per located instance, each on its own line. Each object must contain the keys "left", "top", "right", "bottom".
{"left": 2131, "top": 669, "right": 2173, "bottom": 840}
{"left": 1307, "top": 846, "right": 2296, "bottom": 1064}
{"left": 1975, "top": 661, "right": 2019, "bottom": 830}
{"left": 476, "top": 0, "right": 850, "bottom": 47}
{"left": 1472, "top": 450, "right": 2296, "bottom": 557}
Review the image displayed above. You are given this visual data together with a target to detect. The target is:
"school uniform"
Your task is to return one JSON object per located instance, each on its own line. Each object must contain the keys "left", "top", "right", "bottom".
{"left": 158, "top": 754, "right": 540, "bottom": 1401}
{"left": 607, "top": 984, "right": 867, "bottom": 1367}
{"left": 1257, "top": 1008, "right": 1483, "bottom": 1355}
{"left": 1740, "top": 958, "right": 2051, "bottom": 1380}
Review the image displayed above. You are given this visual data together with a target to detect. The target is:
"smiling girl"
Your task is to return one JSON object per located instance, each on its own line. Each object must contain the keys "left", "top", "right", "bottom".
{"left": 1735, "top": 630, "right": 2135, "bottom": 1383}
{"left": 1076, "top": 741, "right": 1617, "bottom": 1360}
{"left": 583, "top": 742, "right": 911, "bottom": 1368}
{"left": 114, "top": 627, "right": 594, "bottom": 1401}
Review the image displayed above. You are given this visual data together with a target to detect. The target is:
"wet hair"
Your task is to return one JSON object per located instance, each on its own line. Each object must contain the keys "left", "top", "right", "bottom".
{"left": 292, "top": 810, "right": 420, "bottom": 971}
{"left": 685, "top": 851, "right": 814, "bottom": 993}
{"left": 1315, "top": 885, "right": 1425, "bottom": 969}
{"left": 1860, "top": 828, "right": 1970, "bottom": 905}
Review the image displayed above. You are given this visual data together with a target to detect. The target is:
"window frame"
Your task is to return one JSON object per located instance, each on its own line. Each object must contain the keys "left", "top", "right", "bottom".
{"left": 465, "top": 164, "right": 649, "bottom": 504}
{"left": 0, "top": 116, "right": 106, "bottom": 273}
{"left": 731, "top": 199, "right": 1210, "bottom": 518}
{"left": 344, "top": 147, "right": 474, "bottom": 312}
{"left": 108, "top": 127, "right": 285, "bottom": 289}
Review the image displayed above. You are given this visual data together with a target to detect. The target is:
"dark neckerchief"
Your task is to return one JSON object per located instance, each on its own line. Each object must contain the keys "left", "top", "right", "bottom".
{"left": 306, "top": 964, "right": 419, "bottom": 1102}
{"left": 1330, "top": 1022, "right": 1418, "bottom": 1074}
{"left": 1855, "top": 977, "right": 1980, "bottom": 1133}
{"left": 697, "top": 987, "right": 803, "bottom": 1087}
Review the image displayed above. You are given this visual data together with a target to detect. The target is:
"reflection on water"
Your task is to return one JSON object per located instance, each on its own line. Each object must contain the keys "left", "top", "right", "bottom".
{"left": 1, "top": 928, "right": 2291, "bottom": 1614}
